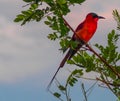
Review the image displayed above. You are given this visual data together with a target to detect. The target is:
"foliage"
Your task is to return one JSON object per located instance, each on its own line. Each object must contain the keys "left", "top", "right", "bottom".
{"left": 14, "top": 0, "right": 85, "bottom": 40}
{"left": 113, "top": 10, "right": 120, "bottom": 31}
{"left": 14, "top": 4, "right": 50, "bottom": 25}
{"left": 14, "top": 1, "right": 120, "bottom": 101}
{"left": 52, "top": 29, "right": 120, "bottom": 101}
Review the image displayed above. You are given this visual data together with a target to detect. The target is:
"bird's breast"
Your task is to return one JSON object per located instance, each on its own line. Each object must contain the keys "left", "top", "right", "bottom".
{"left": 76, "top": 22, "right": 97, "bottom": 42}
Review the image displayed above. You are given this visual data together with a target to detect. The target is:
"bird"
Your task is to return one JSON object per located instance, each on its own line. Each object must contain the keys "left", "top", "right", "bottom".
{"left": 47, "top": 12, "right": 105, "bottom": 89}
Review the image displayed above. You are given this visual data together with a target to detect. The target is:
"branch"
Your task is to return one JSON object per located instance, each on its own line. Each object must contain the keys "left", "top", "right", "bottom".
{"left": 96, "top": 78, "right": 120, "bottom": 87}
{"left": 86, "top": 44, "right": 120, "bottom": 78}
{"left": 81, "top": 83, "right": 88, "bottom": 101}
{"left": 96, "top": 77, "right": 118, "bottom": 97}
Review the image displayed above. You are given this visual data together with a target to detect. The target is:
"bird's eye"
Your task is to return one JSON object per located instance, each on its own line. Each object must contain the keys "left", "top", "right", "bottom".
{"left": 93, "top": 14, "right": 98, "bottom": 18}
{"left": 90, "top": 13, "right": 98, "bottom": 18}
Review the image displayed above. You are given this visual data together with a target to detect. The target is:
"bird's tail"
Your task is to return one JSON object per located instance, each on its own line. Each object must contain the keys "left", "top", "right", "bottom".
{"left": 47, "top": 49, "right": 71, "bottom": 90}
{"left": 59, "top": 49, "right": 72, "bottom": 67}
{"left": 47, "top": 65, "right": 61, "bottom": 90}
{"left": 47, "top": 41, "right": 84, "bottom": 90}
{"left": 60, "top": 40, "right": 84, "bottom": 67}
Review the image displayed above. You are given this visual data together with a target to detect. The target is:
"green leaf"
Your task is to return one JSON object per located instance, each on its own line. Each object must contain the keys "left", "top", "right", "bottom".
{"left": 72, "top": 69, "right": 83, "bottom": 77}
{"left": 23, "top": 0, "right": 41, "bottom": 3}
{"left": 21, "top": 11, "right": 31, "bottom": 16}
{"left": 30, "top": 3, "right": 38, "bottom": 10}
{"left": 44, "top": 0, "right": 53, "bottom": 3}
{"left": 67, "top": 59, "right": 75, "bottom": 64}
{"left": 57, "top": 0, "right": 66, "bottom": 4}
{"left": 47, "top": 16, "right": 52, "bottom": 21}
{"left": 47, "top": 33, "right": 58, "bottom": 40}
{"left": 53, "top": 92, "right": 61, "bottom": 98}
{"left": 72, "top": 55, "right": 79, "bottom": 63}
{"left": 14, "top": 17, "right": 23, "bottom": 22}
{"left": 59, "top": 38, "right": 70, "bottom": 52}
{"left": 44, "top": 21, "right": 50, "bottom": 25}
{"left": 68, "top": 0, "right": 85, "bottom": 4}
{"left": 58, "top": 85, "right": 66, "bottom": 91}
{"left": 67, "top": 69, "right": 84, "bottom": 87}
{"left": 113, "top": 9, "right": 120, "bottom": 30}
{"left": 23, "top": 0, "right": 34, "bottom": 2}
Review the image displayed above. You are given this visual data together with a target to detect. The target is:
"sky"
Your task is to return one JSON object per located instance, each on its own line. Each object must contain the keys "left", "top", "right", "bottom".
{"left": 0, "top": 0, "right": 119, "bottom": 101}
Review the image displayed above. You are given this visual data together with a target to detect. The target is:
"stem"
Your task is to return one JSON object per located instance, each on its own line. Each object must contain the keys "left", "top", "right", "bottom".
{"left": 62, "top": 16, "right": 75, "bottom": 34}
{"left": 65, "top": 75, "right": 71, "bottom": 101}
{"left": 96, "top": 77, "right": 118, "bottom": 97}
{"left": 81, "top": 83, "right": 88, "bottom": 101}
{"left": 61, "top": 16, "right": 120, "bottom": 79}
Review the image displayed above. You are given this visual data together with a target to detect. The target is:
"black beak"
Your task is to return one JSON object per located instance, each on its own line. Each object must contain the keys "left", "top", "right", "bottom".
{"left": 98, "top": 16, "right": 105, "bottom": 19}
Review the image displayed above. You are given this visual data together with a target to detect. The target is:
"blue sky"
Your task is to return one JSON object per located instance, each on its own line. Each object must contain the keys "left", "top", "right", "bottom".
{"left": 0, "top": 0, "right": 119, "bottom": 101}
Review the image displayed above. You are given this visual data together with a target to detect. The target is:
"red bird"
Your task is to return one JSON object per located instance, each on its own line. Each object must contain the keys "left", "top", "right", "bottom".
{"left": 48, "top": 13, "right": 105, "bottom": 89}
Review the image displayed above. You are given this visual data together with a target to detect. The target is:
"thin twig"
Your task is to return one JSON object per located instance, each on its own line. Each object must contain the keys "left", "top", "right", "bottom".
{"left": 80, "top": 77, "right": 96, "bottom": 81}
{"left": 65, "top": 79, "right": 71, "bottom": 101}
{"left": 42, "top": 12, "right": 53, "bottom": 19}
{"left": 86, "top": 81, "right": 97, "bottom": 97}
{"left": 81, "top": 83, "right": 88, "bottom": 101}
{"left": 22, "top": 3, "right": 33, "bottom": 7}
{"left": 96, "top": 77, "right": 118, "bottom": 97}
{"left": 55, "top": 78, "right": 66, "bottom": 95}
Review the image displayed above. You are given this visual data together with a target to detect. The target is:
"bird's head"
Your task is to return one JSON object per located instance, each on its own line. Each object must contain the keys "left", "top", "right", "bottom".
{"left": 86, "top": 12, "right": 105, "bottom": 22}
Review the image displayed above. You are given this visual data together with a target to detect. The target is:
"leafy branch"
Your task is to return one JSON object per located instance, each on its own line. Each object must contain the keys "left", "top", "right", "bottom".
{"left": 14, "top": 0, "right": 120, "bottom": 100}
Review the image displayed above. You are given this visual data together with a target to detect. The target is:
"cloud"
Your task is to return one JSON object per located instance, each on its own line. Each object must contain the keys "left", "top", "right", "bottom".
{"left": 0, "top": 0, "right": 119, "bottom": 84}
{"left": 0, "top": 15, "right": 59, "bottom": 83}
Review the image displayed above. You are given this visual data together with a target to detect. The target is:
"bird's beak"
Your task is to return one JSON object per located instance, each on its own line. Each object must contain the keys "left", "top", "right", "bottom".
{"left": 98, "top": 16, "right": 105, "bottom": 19}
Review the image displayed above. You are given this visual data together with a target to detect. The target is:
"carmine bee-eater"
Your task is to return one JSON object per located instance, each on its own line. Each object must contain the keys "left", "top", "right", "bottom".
{"left": 47, "top": 12, "right": 105, "bottom": 89}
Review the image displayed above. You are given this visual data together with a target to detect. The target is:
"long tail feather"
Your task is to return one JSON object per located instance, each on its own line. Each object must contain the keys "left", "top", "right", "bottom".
{"left": 47, "top": 65, "right": 61, "bottom": 90}
{"left": 47, "top": 49, "right": 71, "bottom": 90}
{"left": 47, "top": 41, "right": 84, "bottom": 90}
{"left": 59, "top": 49, "right": 72, "bottom": 67}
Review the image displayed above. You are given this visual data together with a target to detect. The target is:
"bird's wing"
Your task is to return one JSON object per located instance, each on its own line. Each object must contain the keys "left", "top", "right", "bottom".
{"left": 71, "top": 21, "right": 84, "bottom": 40}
